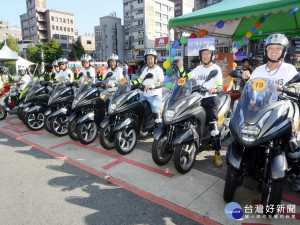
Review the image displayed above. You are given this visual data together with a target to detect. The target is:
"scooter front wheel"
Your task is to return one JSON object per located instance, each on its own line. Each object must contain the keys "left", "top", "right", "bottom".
{"left": 68, "top": 119, "right": 78, "bottom": 140}
{"left": 50, "top": 115, "right": 69, "bottom": 137}
{"left": 24, "top": 112, "right": 45, "bottom": 131}
{"left": 114, "top": 127, "right": 137, "bottom": 155}
{"left": 99, "top": 124, "right": 115, "bottom": 150}
{"left": 262, "top": 178, "right": 283, "bottom": 216}
{"left": 77, "top": 121, "right": 98, "bottom": 145}
{"left": 173, "top": 143, "right": 196, "bottom": 174}
{"left": 0, "top": 107, "right": 7, "bottom": 120}
{"left": 44, "top": 114, "right": 53, "bottom": 133}
{"left": 223, "top": 164, "right": 239, "bottom": 202}
{"left": 152, "top": 135, "right": 173, "bottom": 165}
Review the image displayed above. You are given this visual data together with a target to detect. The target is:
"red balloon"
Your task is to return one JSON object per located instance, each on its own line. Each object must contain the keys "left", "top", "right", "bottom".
{"left": 233, "top": 55, "right": 236, "bottom": 60}
{"left": 254, "top": 22, "right": 261, "bottom": 29}
{"left": 189, "top": 33, "right": 197, "bottom": 39}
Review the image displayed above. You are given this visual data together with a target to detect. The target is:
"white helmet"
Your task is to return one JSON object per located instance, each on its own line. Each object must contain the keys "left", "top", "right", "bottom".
{"left": 81, "top": 54, "right": 92, "bottom": 66}
{"left": 199, "top": 43, "right": 215, "bottom": 64}
{"left": 107, "top": 54, "right": 119, "bottom": 68}
{"left": 265, "top": 33, "right": 289, "bottom": 62}
{"left": 52, "top": 60, "right": 58, "bottom": 67}
{"left": 144, "top": 49, "right": 157, "bottom": 64}
{"left": 57, "top": 57, "right": 68, "bottom": 65}
{"left": 18, "top": 66, "right": 27, "bottom": 72}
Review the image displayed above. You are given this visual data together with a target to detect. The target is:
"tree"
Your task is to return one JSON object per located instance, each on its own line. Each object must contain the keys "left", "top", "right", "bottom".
{"left": 26, "top": 42, "right": 42, "bottom": 64}
{"left": 69, "top": 40, "right": 85, "bottom": 61}
{"left": 43, "top": 38, "right": 63, "bottom": 64}
{"left": 0, "top": 42, "right": 3, "bottom": 50}
{"left": 6, "top": 35, "right": 20, "bottom": 54}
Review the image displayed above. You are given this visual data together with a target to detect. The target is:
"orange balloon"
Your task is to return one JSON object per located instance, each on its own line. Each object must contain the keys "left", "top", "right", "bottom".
{"left": 254, "top": 22, "right": 261, "bottom": 29}
{"left": 233, "top": 62, "right": 237, "bottom": 68}
{"left": 198, "top": 29, "right": 207, "bottom": 37}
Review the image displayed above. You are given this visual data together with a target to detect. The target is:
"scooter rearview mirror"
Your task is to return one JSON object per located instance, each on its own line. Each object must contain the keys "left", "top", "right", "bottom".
{"left": 105, "top": 72, "right": 113, "bottom": 80}
{"left": 284, "top": 73, "right": 300, "bottom": 86}
{"left": 229, "top": 70, "right": 241, "bottom": 78}
{"left": 205, "top": 69, "right": 218, "bottom": 82}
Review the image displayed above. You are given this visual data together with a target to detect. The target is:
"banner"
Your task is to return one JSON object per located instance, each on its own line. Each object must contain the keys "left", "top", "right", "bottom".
{"left": 155, "top": 37, "right": 168, "bottom": 48}
{"left": 187, "top": 37, "right": 215, "bottom": 56}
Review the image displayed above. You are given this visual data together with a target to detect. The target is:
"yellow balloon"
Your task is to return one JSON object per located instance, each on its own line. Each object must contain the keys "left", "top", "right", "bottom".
{"left": 233, "top": 62, "right": 237, "bottom": 68}
{"left": 163, "top": 61, "right": 170, "bottom": 69}
{"left": 246, "top": 32, "right": 252, "bottom": 38}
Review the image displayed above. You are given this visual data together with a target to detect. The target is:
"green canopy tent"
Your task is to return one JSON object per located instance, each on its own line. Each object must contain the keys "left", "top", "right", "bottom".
{"left": 168, "top": 0, "right": 300, "bottom": 40}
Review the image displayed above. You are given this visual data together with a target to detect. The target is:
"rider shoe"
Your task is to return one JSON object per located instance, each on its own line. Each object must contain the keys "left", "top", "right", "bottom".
{"left": 287, "top": 173, "right": 300, "bottom": 192}
{"left": 214, "top": 152, "right": 223, "bottom": 167}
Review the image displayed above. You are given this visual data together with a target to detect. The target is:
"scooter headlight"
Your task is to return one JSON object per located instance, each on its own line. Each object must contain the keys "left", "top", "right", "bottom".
{"left": 241, "top": 123, "right": 261, "bottom": 142}
{"left": 165, "top": 110, "right": 175, "bottom": 121}
{"left": 109, "top": 103, "right": 116, "bottom": 114}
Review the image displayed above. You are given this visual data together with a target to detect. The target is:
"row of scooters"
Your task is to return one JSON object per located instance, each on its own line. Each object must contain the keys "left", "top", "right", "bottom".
{"left": 1, "top": 70, "right": 299, "bottom": 216}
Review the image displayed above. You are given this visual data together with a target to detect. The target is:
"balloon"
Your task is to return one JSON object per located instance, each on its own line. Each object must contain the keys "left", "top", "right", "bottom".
{"left": 166, "top": 43, "right": 170, "bottom": 50}
{"left": 167, "top": 56, "right": 174, "bottom": 63}
{"left": 166, "top": 68, "right": 173, "bottom": 77}
{"left": 216, "top": 21, "right": 224, "bottom": 29}
{"left": 259, "top": 17, "right": 265, "bottom": 23}
{"left": 250, "top": 27, "right": 256, "bottom": 33}
{"left": 246, "top": 32, "right": 252, "bottom": 38}
{"left": 207, "top": 25, "right": 216, "bottom": 33}
{"left": 242, "top": 36, "right": 248, "bottom": 42}
{"left": 230, "top": 50, "right": 234, "bottom": 53}
{"left": 264, "top": 13, "right": 270, "bottom": 18}
{"left": 180, "top": 37, "right": 188, "bottom": 45}
{"left": 258, "top": 31, "right": 263, "bottom": 35}
{"left": 189, "top": 33, "right": 197, "bottom": 39}
{"left": 164, "top": 75, "right": 170, "bottom": 83}
{"left": 170, "top": 48, "right": 177, "bottom": 57}
{"left": 238, "top": 40, "right": 244, "bottom": 46}
{"left": 166, "top": 82, "right": 173, "bottom": 90}
{"left": 232, "top": 47, "right": 238, "bottom": 53}
{"left": 198, "top": 29, "right": 207, "bottom": 37}
{"left": 233, "top": 62, "right": 237, "bottom": 68}
{"left": 254, "top": 22, "right": 261, "bottom": 29}
{"left": 163, "top": 61, "right": 170, "bottom": 69}
{"left": 236, "top": 43, "right": 241, "bottom": 49}
{"left": 233, "top": 55, "right": 236, "bottom": 60}
{"left": 289, "top": 7, "right": 299, "bottom": 14}
{"left": 172, "top": 40, "right": 180, "bottom": 48}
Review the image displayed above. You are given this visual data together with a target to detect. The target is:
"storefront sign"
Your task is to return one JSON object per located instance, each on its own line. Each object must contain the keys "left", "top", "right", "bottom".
{"left": 155, "top": 37, "right": 168, "bottom": 48}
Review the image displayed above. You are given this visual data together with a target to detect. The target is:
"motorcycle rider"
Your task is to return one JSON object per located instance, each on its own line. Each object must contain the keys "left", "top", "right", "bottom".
{"left": 101, "top": 53, "right": 124, "bottom": 106}
{"left": 18, "top": 66, "right": 31, "bottom": 91}
{"left": 51, "top": 60, "right": 60, "bottom": 81}
{"left": 56, "top": 58, "right": 74, "bottom": 83}
{"left": 78, "top": 54, "right": 96, "bottom": 85}
{"left": 131, "top": 49, "right": 164, "bottom": 125}
{"left": 242, "top": 33, "right": 300, "bottom": 191}
{"left": 177, "top": 43, "right": 223, "bottom": 167}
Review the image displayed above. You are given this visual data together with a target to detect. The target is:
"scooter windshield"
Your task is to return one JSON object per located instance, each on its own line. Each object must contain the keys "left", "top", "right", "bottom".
{"left": 240, "top": 78, "right": 278, "bottom": 112}
{"left": 112, "top": 76, "right": 131, "bottom": 100}
{"left": 164, "top": 78, "right": 192, "bottom": 109}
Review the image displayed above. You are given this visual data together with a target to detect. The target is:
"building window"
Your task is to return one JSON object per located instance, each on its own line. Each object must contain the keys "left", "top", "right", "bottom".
{"left": 63, "top": 18, "right": 66, "bottom": 23}
{"left": 68, "top": 27, "right": 70, "bottom": 32}
{"left": 155, "top": 12, "right": 161, "bottom": 17}
{"left": 64, "top": 27, "right": 66, "bottom": 31}
{"left": 60, "top": 26, "right": 62, "bottom": 31}
{"left": 53, "top": 34, "right": 59, "bottom": 39}
{"left": 67, "top": 19, "right": 69, "bottom": 24}
{"left": 60, "top": 18, "right": 62, "bottom": 23}
{"left": 138, "top": 20, "right": 143, "bottom": 25}
{"left": 155, "top": 22, "right": 161, "bottom": 27}
{"left": 139, "top": 40, "right": 144, "bottom": 45}
{"left": 163, "top": 14, "right": 168, "bottom": 20}
{"left": 52, "top": 25, "right": 55, "bottom": 30}
{"left": 51, "top": 16, "right": 54, "bottom": 21}
{"left": 71, "top": 28, "right": 73, "bottom": 32}
{"left": 70, "top": 20, "right": 73, "bottom": 24}
{"left": 138, "top": 0, "right": 143, "bottom": 3}
{"left": 61, "top": 43, "right": 67, "bottom": 48}
{"left": 155, "top": 2, "right": 161, "bottom": 10}
{"left": 56, "top": 26, "right": 59, "bottom": 30}
{"left": 61, "top": 35, "right": 67, "bottom": 40}
{"left": 55, "top": 17, "right": 58, "bottom": 22}
{"left": 87, "top": 40, "right": 91, "bottom": 44}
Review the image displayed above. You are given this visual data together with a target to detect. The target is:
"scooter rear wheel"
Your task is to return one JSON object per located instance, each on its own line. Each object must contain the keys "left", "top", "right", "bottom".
{"left": 0, "top": 107, "right": 7, "bottom": 120}
{"left": 68, "top": 119, "right": 78, "bottom": 140}
{"left": 44, "top": 114, "right": 53, "bottom": 133}
{"left": 50, "top": 116, "right": 69, "bottom": 137}
{"left": 114, "top": 127, "right": 137, "bottom": 155}
{"left": 99, "top": 124, "right": 115, "bottom": 150}
{"left": 152, "top": 135, "right": 172, "bottom": 165}
{"left": 174, "top": 143, "right": 196, "bottom": 174}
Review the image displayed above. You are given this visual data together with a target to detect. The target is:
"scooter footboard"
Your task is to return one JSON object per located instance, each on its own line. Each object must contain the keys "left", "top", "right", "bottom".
{"left": 153, "top": 125, "right": 166, "bottom": 141}
{"left": 113, "top": 118, "right": 138, "bottom": 133}
{"left": 49, "top": 107, "right": 69, "bottom": 119}
{"left": 227, "top": 141, "right": 243, "bottom": 170}
{"left": 270, "top": 152, "right": 287, "bottom": 180}
{"left": 77, "top": 112, "right": 95, "bottom": 124}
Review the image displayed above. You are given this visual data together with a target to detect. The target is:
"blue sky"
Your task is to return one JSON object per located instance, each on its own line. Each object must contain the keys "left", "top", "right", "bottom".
{"left": 1, "top": 0, "right": 124, "bottom": 35}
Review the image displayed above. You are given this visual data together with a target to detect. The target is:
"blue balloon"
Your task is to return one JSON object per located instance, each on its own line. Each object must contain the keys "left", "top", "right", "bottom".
{"left": 264, "top": 13, "right": 270, "bottom": 18}
{"left": 236, "top": 43, "right": 241, "bottom": 49}
{"left": 171, "top": 48, "right": 177, "bottom": 57}
{"left": 250, "top": 27, "right": 256, "bottom": 33}
{"left": 172, "top": 40, "right": 180, "bottom": 48}
{"left": 216, "top": 21, "right": 224, "bottom": 29}
{"left": 164, "top": 75, "right": 170, "bottom": 83}
{"left": 258, "top": 31, "right": 263, "bottom": 35}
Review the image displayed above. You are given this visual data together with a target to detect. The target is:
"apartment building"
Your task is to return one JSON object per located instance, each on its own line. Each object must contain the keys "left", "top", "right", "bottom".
{"left": 170, "top": 0, "right": 194, "bottom": 17}
{"left": 78, "top": 33, "right": 96, "bottom": 57}
{"left": 20, "top": 0, "right": 76, "bottom": 56}
{"left": 0, "top": 21, "right": 22, "bottom": 43}
{"left": 194, "top": 0, "right": 222, "bottom": 11}
{"left": 123, "top": 0, "right": 174, "bottom": 63}
{"left": 94, "top": 12, "right": 125, "bottom": 62}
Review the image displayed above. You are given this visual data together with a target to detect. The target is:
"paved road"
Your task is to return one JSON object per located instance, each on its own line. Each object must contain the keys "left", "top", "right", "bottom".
{"left": 0, "top": 114, "right": 299, "bottom": 225}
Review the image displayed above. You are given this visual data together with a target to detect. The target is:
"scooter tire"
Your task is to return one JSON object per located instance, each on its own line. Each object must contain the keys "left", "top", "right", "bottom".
{"left": 114, "top": 127, "right": 137, "bottom": 155}
{"left": 152, "top": 136, "right": 172, "bottom": 165}
{"left": 262, "top": 179, "right": 283, "bottom": 216}
{"left": 44, "top": 114, "right": 53, "bottom": 133}
{"left": 68, "top": 119, "right": 78, "bottom": 140}
{"left": 0, "top": 108, "right": 7, "bottom": 120}
{"left": 50, "top": 116, "right": 69, "bottom": 137}
{"left": 99, "top": 125, "right": 115, "bottom": 150}
{"left": 173, "top": 143, "right": 196, "bottom": 174}
{"left": 223, "top": 164, "right": 239, "bottom": 202}
{"left": 77, "top": 122, "right": 98, "bottom": 145}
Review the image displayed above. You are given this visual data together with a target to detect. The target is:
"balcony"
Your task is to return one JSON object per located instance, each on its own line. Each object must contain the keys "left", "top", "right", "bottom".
{"left": 133, "top": 3, "right": 143, "bottom": 10}
{"left": 37, "top": 16, "right": 46, "bottom": 22}
{"left": 38, "top": 25, "right": 47, "bottom": 31}
{"left": 133, "top": 25, "right": 143, "bottom": 31}
{"left": 134, "top": 14, "right": 144, "bottom": 20}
